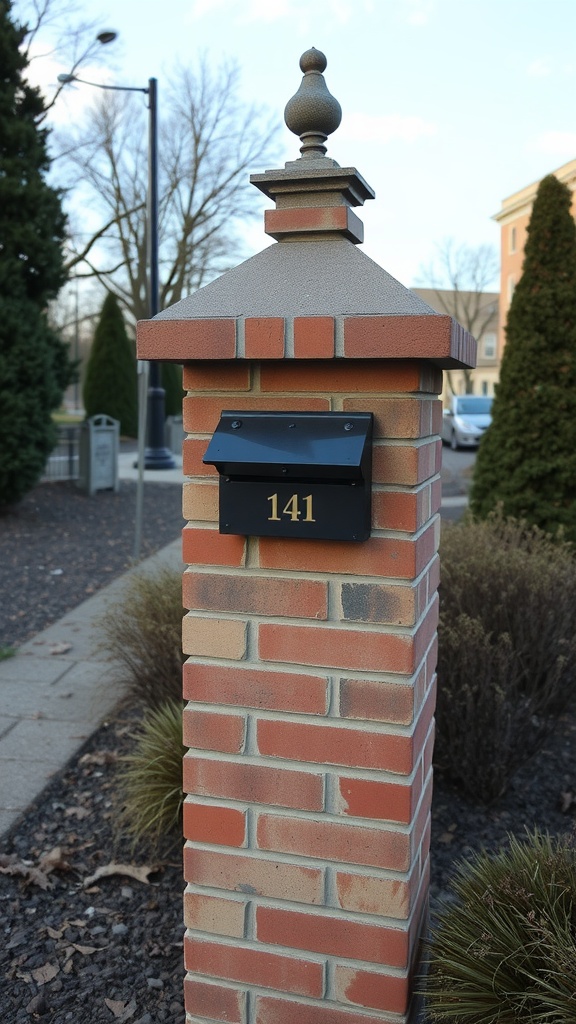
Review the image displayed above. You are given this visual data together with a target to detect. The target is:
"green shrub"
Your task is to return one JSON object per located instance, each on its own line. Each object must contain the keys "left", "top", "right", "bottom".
{"left": 99, "top": 567, "right": 184, "bottom": 709}
{"left": 423, "top": 830, "right": 576, "bottom": 1022}
{"left": 83, "top": 293, "right": 138, "bottom": 438}
{"left": 436, "top": 512, "right": 576, "bottom": 802}
{"left": 471, "top": 174, "right": 576, "bottom": 544}
{"left": 117, "top": 699, "right": 184, "bottom": 848}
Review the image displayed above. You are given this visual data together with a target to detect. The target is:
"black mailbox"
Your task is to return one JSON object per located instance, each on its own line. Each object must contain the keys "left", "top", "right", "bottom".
{"left": 203, "top": 411, "right": 373, "bottom": 541}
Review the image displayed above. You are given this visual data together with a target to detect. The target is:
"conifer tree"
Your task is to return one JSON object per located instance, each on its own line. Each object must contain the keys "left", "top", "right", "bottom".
{"left": 470, "top": 175, "right": 576, "bottom": 542}
{"left": 83, "top": 293, "right": 138, "bottom": 437}
{"left": 161, "top": 363, "right": 184, "bottom": 418}
{"left": 0, "top": 0, "right": 72, "bottom": 506}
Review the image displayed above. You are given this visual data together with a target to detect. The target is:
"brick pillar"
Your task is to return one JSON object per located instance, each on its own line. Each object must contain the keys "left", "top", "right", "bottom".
{"left": 136, "top": 46, "right": 475, "bottom": 1024}
{"left": 179, "top": 354, "right": 442, "bottom": 1024}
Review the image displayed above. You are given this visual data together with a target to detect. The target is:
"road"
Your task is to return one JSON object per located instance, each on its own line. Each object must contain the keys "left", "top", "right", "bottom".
{"left": 440, "top": 443, "right": 476, "bottom": 522}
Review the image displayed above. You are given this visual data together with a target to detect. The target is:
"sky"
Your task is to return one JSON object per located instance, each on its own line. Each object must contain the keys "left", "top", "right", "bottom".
{"left": 21, "top": 0, "right": 576, "bottom": 290}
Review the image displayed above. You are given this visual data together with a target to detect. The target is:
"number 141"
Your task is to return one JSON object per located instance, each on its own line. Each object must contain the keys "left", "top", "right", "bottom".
{"left": 267, "top": 493, "right": 315, "bottom": 522}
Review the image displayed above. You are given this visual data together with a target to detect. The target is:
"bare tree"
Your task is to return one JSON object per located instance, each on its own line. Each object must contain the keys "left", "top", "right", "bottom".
{"left": 417, "top": 238, "right": 499, "bottom": 392}
{"left": 55, "top": 58, "right": 280, "bottom": 323}
{"left": 14, "top": 0, "right": 117, "bottom": 119}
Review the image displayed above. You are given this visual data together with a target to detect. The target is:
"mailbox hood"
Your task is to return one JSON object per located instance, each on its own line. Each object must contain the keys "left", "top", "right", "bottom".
{"left": 203, "top": 411, "right": 372, "bottom": 481}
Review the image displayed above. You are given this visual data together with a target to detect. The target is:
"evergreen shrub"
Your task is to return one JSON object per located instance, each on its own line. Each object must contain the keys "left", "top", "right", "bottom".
{"left": 436, "top": 512, "right": 576, "bottom": 803}
{"left": 471, "top": 174, "right": 576, "bottom": 543}
{"left": 423, "top": 830, "right": 576, "bottom": 1023}
{"left": 0, "top": 1, "right": 72, "bottom": 505}
{"left": 83, "top": 293, "right": 138, "bottom": 437}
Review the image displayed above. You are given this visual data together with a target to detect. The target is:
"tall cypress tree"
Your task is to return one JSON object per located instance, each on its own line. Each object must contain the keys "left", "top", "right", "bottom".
{"left": 470, "top": 175, "right": 576, "bottom": 542}
{"left": 0, "top": 0, "right": 72, "bottom": 506}
{"left": 83, "top": 293, "right": 138, "bottom": 438}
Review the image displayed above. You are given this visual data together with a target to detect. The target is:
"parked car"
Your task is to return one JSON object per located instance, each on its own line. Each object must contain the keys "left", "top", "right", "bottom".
{"left": 441, "top": 395, "right": 493, "bottom": 449}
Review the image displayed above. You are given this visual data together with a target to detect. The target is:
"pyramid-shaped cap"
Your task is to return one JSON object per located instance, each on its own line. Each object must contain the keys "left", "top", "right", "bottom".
{"left": 137, "top": 49, "right": 475, "bottom": 370}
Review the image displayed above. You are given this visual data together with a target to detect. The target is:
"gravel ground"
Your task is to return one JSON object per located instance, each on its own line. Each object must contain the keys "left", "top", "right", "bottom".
{"left": 0, "top": 481, "right": 575, "bottom": 1021}
{"left": 0, "top": 480, "right": 183, "bottom": 650}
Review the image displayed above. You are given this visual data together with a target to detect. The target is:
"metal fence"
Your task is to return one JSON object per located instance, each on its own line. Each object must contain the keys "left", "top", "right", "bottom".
{"left": 42, "top": 425, "right": 81, "bottom": 482}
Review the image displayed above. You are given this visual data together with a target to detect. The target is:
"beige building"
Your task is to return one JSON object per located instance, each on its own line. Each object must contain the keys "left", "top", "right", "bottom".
{"left": 412, "top": 287, "right": 499, "bottom": 403}
{"left": 493, "top": 157, "right": 576, "bottom": 352}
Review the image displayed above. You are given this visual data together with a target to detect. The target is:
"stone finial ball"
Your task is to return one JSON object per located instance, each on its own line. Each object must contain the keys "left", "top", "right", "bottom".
{"left": 299, "top": 48, "right": 327, "bottom": 74}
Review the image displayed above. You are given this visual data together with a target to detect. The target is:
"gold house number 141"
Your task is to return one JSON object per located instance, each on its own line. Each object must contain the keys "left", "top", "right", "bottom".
{"left": 267, "top": 493, "right": 316, "bottom": 522}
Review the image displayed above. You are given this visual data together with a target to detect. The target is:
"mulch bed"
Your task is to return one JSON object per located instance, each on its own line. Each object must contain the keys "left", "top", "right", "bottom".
{"left": 0, "top": 480, "right": 183, "bottom": 650}
{"left": 0, "top": 481, "right": 575, "bottom": 1020}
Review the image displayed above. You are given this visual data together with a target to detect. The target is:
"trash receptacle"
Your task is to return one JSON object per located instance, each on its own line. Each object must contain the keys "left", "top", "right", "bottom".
{"left": 78, "top": 415, "right": 120, "bottom": 495}
{"left": 165, "top": 415, "right": 185, "bottom": 455}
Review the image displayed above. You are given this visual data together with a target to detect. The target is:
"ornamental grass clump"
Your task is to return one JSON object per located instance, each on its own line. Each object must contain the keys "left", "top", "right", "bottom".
{"left": 118, "top": 699, "right": 184, "bottom": 849}
{"left": 99, "top": 567, "right": 185, "bottom": 709}
{"left": 436, "top": 511, "right": 576, "bottom": 803}
{"left": 423, "top": 830, "right": 576, "bottom": 1023}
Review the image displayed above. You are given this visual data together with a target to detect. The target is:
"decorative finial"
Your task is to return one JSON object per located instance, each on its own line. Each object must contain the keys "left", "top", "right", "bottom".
{"left": 284, "top": 47, "right": 342, "bottom": 159}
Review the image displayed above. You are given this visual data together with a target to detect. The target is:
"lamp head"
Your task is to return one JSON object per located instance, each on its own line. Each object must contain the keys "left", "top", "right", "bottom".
{"left": 97, "top": 30, "right": 117, "bottom": 45}
{"left": 57, "top": 73, "right": 76, "bottom": 84}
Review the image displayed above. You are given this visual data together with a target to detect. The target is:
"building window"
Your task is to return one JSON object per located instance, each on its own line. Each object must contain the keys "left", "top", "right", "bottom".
{"left": 481, "top": 381, "right": 488, "bottom": 396}
{"left": 507, "top": 275, "right": 515, "bottom": 305}
{"left": 483, "top": 333, "right": 497, "bottom": 359}
{"left": 510, "top": 226, "right": 517, "bottom": 253}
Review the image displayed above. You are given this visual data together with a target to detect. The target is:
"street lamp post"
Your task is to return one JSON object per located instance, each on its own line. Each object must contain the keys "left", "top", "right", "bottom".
{"left": 58, "top": 67, "right": 175, "bottom": 469}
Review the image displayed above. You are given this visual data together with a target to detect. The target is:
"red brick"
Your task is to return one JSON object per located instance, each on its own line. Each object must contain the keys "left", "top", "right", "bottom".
{"left": 183, "top": 395, "right": 329, "bottom": 432}
{"left": 259, "top": 360, "right": 423, "bottom": 395}
{"left": 432, "top": 397, "right": 443, "bottom": 434}
{"left": 372, "top": 490, "right": 419, "bottom": 532}
{"left": 182, "top": 362, "right": 251, "bottom": 392}
{"left": 183, "top": 572, "right": 327, "bottom": 620}
{"left": 256, "top": 814, "right": 409, "bottom": 871}
{"left": 182, "top": 709, "right": 246, "bottom": 753}
{"left": 335, "top": 871, "right": 411, "bottom": 919}
{"left": 256, "top": 995, "right": 393, "bottom": 1024}
{"left": 245, "top": 318, "right": 285, "bottom": 359}
{"left": 184, "top": 846, "right": 324, "bottom": 905}
{"left": 410, "top": 771, "right": 434, "bottom": 860}
{"left": 183, "top": 801, "right": 246, "bottom": 847}
{"left": 339, "top": 678, "right": 415, "bottom": 725}
{"left": 137, "top": 318, "right": 236, "bottom": 361}
{"left": 183, "top": 754, "right": 324, "bottom": 811}
{"left": 334, "top": 965, "right": 410, "bottom": 1014}
{"left": 184, "top": 977, "right": 245, "bottom": 1023}
{"left": 182, "top": 527, "right": 246, "bottom": 567}
{"left": 265, "top": 206, "right": 363, "bottom": 241}
{"left": 184, "top": 890, "right": 245, "bottom": 937}
{"left": 258, "top": 624, "right": 415, "bottom": 675}
{"left": 183, "top": 663, "right": 328, "bottom": 714}
{"left": 183, "top": 438, "right": 217, "bottom": 477}
{"left": 184, "top": 936, "right": 324, "bottom": 997}
{"left": 372, "top": 440, "right": 440, "bottom": 486}
{"left": 339, "top": 581, "right": 417, "bottom": 627}
{"left": 294, "top": 317, "right": 335, "bottom": 358}
{"left": 337, "top": 775, "right": 420, "bottom": 825}
{"left": 256, "top": 906, "right": 409, "bottom": 968}
{"left": 258, "top": 536, "right": 418, "bottom": 579}
{"left": 343, "top": 315, "right": 453, "bottom": 361}
{"left": 257, "top": 718, "right": 414, "bottom": 774}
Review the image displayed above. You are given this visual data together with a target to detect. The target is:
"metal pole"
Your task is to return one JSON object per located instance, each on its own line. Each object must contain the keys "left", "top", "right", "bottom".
{"left": 143, "top": 76, "right": 175, "bottom": 469}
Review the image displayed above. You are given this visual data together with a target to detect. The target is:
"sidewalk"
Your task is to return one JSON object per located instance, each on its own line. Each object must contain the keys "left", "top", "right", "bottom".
{"left": 0, "top": 456, "right": 185, "bottom": 839}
